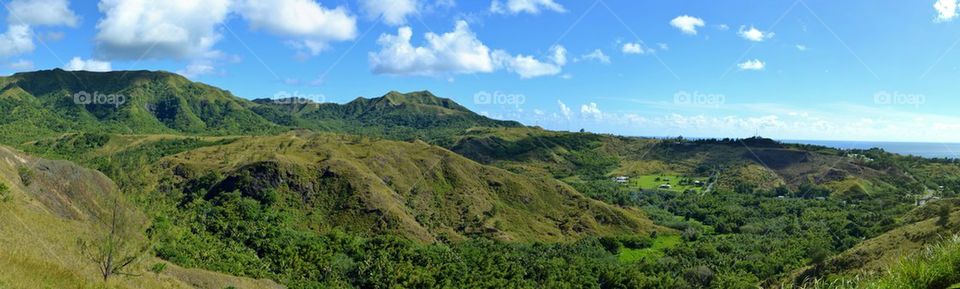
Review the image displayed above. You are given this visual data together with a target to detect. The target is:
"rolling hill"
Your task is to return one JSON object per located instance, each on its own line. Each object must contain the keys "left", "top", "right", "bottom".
{"left": 0, "top": 145, "right": 282, "bottom": 289}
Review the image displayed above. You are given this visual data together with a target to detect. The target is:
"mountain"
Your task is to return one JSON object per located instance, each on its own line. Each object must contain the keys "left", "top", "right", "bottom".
{"left": 0, "top": 69, "right": 282, "bottom": 143}
{"left": 252, "top": 90, "right": 523, "bottom": 144}
{"left": 4, "top": 70, "right": 960, "bottom": 288}
{"left": 0, "top": 70, "right": 522, "bottom": 146}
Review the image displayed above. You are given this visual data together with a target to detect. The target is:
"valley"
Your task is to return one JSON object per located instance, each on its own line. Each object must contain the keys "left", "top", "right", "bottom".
{"left": 1, "top": 69, "right": 959, "bottom": 288}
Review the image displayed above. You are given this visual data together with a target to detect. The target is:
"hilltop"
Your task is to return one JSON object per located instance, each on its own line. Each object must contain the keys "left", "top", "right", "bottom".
{"left": 0, "top": 70, "right": 523, "bottom": 146}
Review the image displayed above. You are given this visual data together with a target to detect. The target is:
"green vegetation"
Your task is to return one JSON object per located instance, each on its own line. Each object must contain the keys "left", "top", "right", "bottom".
{"left": 632, "top": 174, "right": 710, "bottom": 193}
{"left": 2, "top": 70, "right": 960, "bottom": 288}
{"left": 802, "top": 235, "right": 960, "bottom": 289}
{"left": 0, "top": 182, "right": 9, "bottom": 202}
{"left": 618, "top": 234, "right": 680, "bottom": 263}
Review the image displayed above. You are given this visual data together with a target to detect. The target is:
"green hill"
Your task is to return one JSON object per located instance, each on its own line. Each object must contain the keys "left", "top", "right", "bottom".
{"left": 0, "top": 69, "right": 281, "bottom": 143}
{"left": 252, "top": 91, "right": 523, "bottom": 144}
{"left": 0, "top": 70, "right": 523, "bottom": 146}
{"left": 0, "top": 146, "right": 282, "bottom": 289}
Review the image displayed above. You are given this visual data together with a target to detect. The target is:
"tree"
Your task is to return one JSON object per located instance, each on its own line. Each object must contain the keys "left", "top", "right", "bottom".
{"left": 683, "top": 265, "right": 714, "bottom": 288}
{"left": 78, "top": 195, "right": 148, "bottom": 281}
{"left": 937, "top": 202, "right": 952, "bottom": 228}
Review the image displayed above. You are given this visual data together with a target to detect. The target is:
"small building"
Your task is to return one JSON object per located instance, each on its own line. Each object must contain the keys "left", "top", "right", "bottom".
{"left": 658, "top": 184, "right": 672, "bottom": 189}
{"left": 693, "top": 180, "right": 704, "bottom": 186}
{"left": 614, "top": 176, "right": 630, "bottom": 184}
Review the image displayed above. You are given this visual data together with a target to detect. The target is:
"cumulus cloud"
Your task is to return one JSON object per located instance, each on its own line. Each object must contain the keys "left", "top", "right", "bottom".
{"left": 558, "top": 100, "right": 572, "bottom": 120}
{"left": 490, "top": 0, "right": 565, "bottom": 14}
{"left": 737, "top": 59, "right": 765, "bottom": 71}
{"left": 935, "top": 0, "right": 959, "bottom": 22}
{"left": 370, "top": 21, "right": 494, "bottom": 76}
{"left": 360, "top": 0, "right": 418, "bottom": 25}
{"left": 370, "top": 20, "right": 565, "bottom": 78}
{"left": 576, "top": 49, "right": 610, "bottom": 64}
{"left": 493, "top": 45, "right": 566, "bottom": 78}
{"left": 95, "top": 0, "right": 357, "bottom": 60}
{"left": 580, "top": 102, "right": 602, "bottom": 119}
{"left": 95, "top": 0, "right": 232, "bottom": 60}
{"left": 0, "top": 25, "right": 34, "bottom": 58}
{"left": 235, "top": 0, "right": 357, "bottom": 55}
{"left": 7, "top": 0, "right": 78, "bottom": 27}
{"left": 0, "top": 0, "right": 78, "bottom": 59}
{"left": 670, "top": 15, "right": 705, "bottom": 35}
{"left": 64, "top": 57, "right": 112, "bottom": 72}
{"left": 738, "top": 26, "right": 774, "bottom": 42}
{"left": 236, "top": 0, "right": 356, "bottom": 53}
{"left": 796, "top": 44, "right": 807, "bottom": 51}
{"left": 622, "top": 42, "right": 653, "bottom": 55}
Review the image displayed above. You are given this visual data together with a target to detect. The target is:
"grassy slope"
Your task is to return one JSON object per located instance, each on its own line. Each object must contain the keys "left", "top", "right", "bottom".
{"left": 156, "top": 132, "right": 664, "bottom": 242}
{"left": 0, "top": 146, "right": 282, "bottom": 289}
{"left": 786, "top": 199, "right": 960, "bottom": 287}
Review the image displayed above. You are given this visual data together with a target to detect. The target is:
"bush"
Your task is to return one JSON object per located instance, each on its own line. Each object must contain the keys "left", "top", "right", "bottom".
{"left": 17, "top": 166, "right": 33, "bottom": 186}
{"left": 0, "top": 182, "right": 10, "bottom": 202}
{"left": 683, "top": 265, "right": 715, "bottom": 288}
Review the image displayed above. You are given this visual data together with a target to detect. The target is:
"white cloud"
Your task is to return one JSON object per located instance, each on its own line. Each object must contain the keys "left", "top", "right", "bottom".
{"left": 738, "top": 26, "right": 774, "bottom": 42}
{"left": 580, "top": 102, "right": 602, "bottom": 119}
{"left": 7, "top": 59, "right": 33, "bottom": 71}
{"left": 935, "top": 0, "right": 959, "bottom": 22}
{"left": 796, "top": 44, "right": 807, "bottom": 51}
{"left": 577, "top": 49, "right": 610, "bottom": 64}
{"left": 7, "top": 0, "right": 78, "bottom": 27}
{"left": 95, "top": 0, "right": 357, "bottom": 60}
{"left": 371, "top": 20, "right": 565, "bottom": 79}
{"left": 657, "top": 43, "right": 669, "bottom": 51}
{"left": 737, "top": 59, "right": 765, "bottom": 71}
{"left": 558, "top": 100, "right": 572, "bottom": 120}
{"left": 235, "top": 0, "right": 357, "bottom": 55}
{"left": 63, "top": 57, "right": 112, "bottom": 72}
{"left": 622, "top": 42, "right": 653, "bottom": 55}
{"left": 370, "top": 21, "right": 494, "bottom": 76}
{"left": 95, "top": 0, "right": 232, "bottom": 60}
{"left": 493, "top": 45, "right": 566, "bottom": 78}
{"left": 490, "top": 0, "right": 565, "bottom": 14}
{"left": 0, "top": 25, "right": 34, "bottom": 58}
{"left": 670, "top": 15, "right": 705, "bottom": 35}
{"left": 360, "top": 0, "right": 418, "bottom": 25}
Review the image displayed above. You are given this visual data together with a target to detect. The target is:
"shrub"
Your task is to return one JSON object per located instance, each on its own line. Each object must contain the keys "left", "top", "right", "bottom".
{"left": 17, "top": 166, "right": 33, "bottom": 186}
{"left": 0, "top": 182, "right": 10, "bottom": 202}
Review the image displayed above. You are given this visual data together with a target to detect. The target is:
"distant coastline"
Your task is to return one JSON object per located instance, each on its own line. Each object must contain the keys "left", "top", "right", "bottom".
{"left": 782, "top": 139, "right": 960, "bottom": 159}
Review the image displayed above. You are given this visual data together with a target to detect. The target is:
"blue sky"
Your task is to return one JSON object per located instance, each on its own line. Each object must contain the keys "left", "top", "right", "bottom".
{"left": 4, "top": 0, "right": 960, "bottom": 142}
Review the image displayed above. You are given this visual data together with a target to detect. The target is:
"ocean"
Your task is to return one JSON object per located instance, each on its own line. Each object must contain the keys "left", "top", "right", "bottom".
{"left": 783, "top": 140, "right": 960, "bottom": 159}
